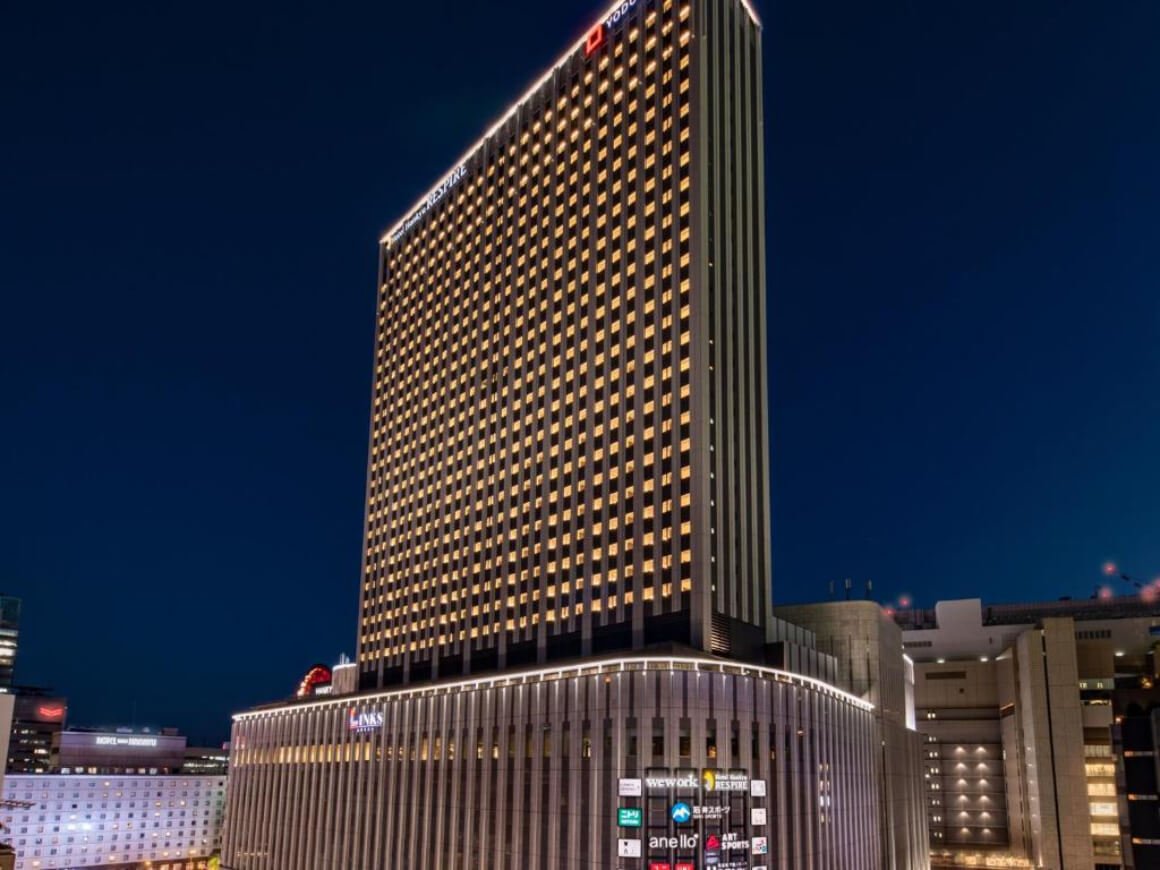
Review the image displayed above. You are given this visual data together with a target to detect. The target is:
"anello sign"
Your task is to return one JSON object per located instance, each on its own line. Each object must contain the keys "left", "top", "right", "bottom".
{"left": 649, "top": 833, "right": 699, "bottom": 850}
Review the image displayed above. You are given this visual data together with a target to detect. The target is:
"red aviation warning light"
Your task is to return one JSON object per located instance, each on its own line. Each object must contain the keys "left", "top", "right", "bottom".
{"left": 585, "top": 23, "right": 605, "bottom": 57}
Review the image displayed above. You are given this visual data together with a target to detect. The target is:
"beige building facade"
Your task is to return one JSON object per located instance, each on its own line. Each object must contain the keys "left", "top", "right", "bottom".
{"left": 899, "top": 597, "right": 1160, "bottom": 869}
{"left": 776, "top": 601, "right": 931, "bottom": 870}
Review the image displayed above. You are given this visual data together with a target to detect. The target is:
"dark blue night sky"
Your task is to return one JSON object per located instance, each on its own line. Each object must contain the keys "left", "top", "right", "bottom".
{"left": 3, "top": 0, "right": 1158, "bottom": 742}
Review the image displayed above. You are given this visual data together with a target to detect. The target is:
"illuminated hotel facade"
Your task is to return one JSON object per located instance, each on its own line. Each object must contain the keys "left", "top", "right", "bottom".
{"left": 222, "top": 1, "right": 912, "bottom": 867}
{"left": 360, "top": 0, "right": 772, "bottom": 688}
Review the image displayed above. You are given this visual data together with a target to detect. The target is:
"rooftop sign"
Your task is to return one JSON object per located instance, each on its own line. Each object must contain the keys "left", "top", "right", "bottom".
{"left": 94, "top": 736, "right": 159, "bottom": 748}
{"left": 387, "top": 165, "right": 467, "bottom": 246}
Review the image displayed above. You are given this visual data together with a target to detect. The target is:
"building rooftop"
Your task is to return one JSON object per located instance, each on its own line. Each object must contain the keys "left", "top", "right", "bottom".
{"left": 894, "top": 594, "right": 1160, "bottom": 631}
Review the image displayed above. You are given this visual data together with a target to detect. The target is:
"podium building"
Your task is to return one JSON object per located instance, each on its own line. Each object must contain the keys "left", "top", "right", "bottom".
{"left": 222, "top": 2, "right": 895, "bottom": 868}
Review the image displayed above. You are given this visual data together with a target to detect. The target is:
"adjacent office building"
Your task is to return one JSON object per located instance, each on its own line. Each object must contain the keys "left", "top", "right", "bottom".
{"left": 7, "top": 692, "right": 66, "bottom": 774}
{"left": 0, "top": 597, "right": 20, "bottom": 690}
{"left": 222, "top": 1, "right": 917, "bottom": 867}
{"left": 896, "top": 596, "right": 1160, "bottom": 870}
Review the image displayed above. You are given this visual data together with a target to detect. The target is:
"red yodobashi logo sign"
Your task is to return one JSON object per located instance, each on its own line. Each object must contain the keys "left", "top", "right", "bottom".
{"left": 584, "top": 24, "right": 605, "bottom": 56}
{"left": 36, "top": 705, "right": 65, "bottom": 722}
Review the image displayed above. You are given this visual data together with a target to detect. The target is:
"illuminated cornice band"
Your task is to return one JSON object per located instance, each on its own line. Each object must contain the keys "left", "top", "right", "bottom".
{"left": 233, "top": 656, "right": 873, "bottom": 722}
{"left": 387, "top": 164, "right": 467, "bottom": 246}
{"left": 380, "top": 0, "right": 761, "bottom": 246}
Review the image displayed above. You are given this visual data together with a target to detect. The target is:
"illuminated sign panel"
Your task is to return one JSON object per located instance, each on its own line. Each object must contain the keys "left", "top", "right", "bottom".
{"left": 35, "top": 704, "right": 65, "bottom": 722}
{"left": 387, "top": 165, "right": 467, "bottom": 245}
{"left": 603, "top": 0, "right": 639, "bottom": 28}
{"left": 670, "top": 802, "right": 692, "bottom": 824}
{"left": 618, "top": 807, "right": 643, "bottom": 827}
{"left": 586, "top": 0, "right": 637, "bottom": 57}
{"left": 645, "top": 771, "right": 700, "bottom": 791}
{"left": 348, "top": 709, "right": 384, "bottom": 733}
{"left": 296, "top": 664, "right": 333, "bottom": 699}
{"left": 94, "top": 736, "right": 158, "bottom": 748}
{"left": 618, "top": 839, "right": 642, "bottom": 858}
{"left": 584, "top": 23, "right": 605, "bottom": 57}
{"left": 691, "top": 804, "right": 730, "bottom": 821}
{"left": 702, "top": 769, "right": 749, "bottom": 792}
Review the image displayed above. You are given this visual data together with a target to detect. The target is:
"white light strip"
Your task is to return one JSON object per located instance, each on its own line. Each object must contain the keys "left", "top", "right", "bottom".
{"left": 233, "top": 655, "right": 873, "bottom": 722}
{"left": 738, "top": 0, "right": 762, "bottom": 28}
{"left": 380, "top": 0, "right": 761, "bottom": 245}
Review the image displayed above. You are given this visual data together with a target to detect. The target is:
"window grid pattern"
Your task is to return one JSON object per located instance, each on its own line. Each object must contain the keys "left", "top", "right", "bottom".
{"left": 361, "top": 0, "right": 696, "bottom": 680}
{"left": 0, "top": 776, "right": 226, "bottom": 870}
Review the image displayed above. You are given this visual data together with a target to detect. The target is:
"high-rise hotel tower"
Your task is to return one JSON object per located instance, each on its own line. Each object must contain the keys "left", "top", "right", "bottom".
{"left": 223, "top": 2, "right": 890, "bottom": 867}
{"left": 360, "top": 0, "right": 771, "bottom": 691}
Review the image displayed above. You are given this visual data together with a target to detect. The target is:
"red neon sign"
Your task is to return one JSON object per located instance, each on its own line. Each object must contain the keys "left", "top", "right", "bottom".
{"left": 584, "top": 23, "right": 605, "bottom": 57}
{"left": 36, "top": 704, "right": 65, "bottom": 722}
{"left": 296, "top": 665, "right": 333, "bottom": 698}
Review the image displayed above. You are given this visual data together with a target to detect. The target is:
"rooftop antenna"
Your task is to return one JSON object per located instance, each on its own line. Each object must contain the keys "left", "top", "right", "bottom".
{"left": 844, "top": 578, "right": 853, "bottom": 601}
{"left": 865, "top": 579, "right": 874, "bottom": 601}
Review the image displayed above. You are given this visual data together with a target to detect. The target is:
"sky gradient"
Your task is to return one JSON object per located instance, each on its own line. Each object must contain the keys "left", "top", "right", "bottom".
{"left": 3, "top": 0, "right": 1158, "bottom": 742}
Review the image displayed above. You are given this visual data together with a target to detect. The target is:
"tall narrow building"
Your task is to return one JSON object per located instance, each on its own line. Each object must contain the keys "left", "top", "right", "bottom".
{"left": 359, "top": 0, "right": 772, "bottom": 692}
{"left": 0, "top": 596, "right": 20, "bottom": 689}
{"left": 223, "top": 2, "right": 891, "bottom": 867}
